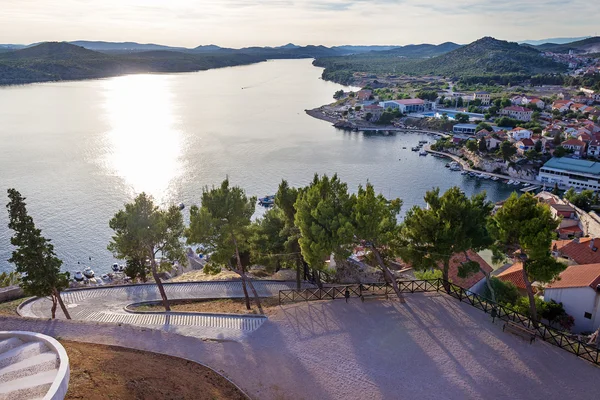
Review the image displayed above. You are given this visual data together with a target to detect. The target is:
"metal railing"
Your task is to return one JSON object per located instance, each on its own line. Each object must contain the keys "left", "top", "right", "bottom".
{"left": 278, "top": 278, "right": 600, "bottom": 366}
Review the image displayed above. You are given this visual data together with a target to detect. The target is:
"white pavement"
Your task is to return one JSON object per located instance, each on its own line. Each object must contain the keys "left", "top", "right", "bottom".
{"left": 4, "top": 292, "right": 599, "bottom": 400}
{"left": 20, "top": 281, "right": 309, "bottom": 341}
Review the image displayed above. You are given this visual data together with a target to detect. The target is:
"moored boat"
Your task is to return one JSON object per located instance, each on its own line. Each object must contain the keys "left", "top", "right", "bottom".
{"left": 112, "top": 263, "right": 119, "bottom": 272}
{"left": 83, "top": 267, "right": 95, "bottom": 279}
{"left": 73, "top": 271, "right": 84, "bottom": 282}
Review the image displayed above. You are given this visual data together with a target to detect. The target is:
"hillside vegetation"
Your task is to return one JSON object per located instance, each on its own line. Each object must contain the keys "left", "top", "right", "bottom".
{"left": 0, "top": 42, "right": 266, "bottom": 85}
{"left": 315, "top": 37, "right": 566, "bottom": 85}
{"left": 537, "top": 36, "right": 600, "bottom": 54}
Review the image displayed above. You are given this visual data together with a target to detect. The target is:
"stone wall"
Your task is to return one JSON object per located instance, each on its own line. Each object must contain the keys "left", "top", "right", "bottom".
{"left": 0, "top": 285, "right": 24, "bottom": 302}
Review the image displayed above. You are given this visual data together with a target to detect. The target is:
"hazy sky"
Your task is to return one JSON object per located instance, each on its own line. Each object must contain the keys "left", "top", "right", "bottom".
{"left": 1, "top": 0, "right": 598, "bottom": 47}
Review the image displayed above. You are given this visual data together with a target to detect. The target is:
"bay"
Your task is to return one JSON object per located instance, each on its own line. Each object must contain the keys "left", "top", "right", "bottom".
{"left": 0, "top": 59, "right": 514, "bottom": 275}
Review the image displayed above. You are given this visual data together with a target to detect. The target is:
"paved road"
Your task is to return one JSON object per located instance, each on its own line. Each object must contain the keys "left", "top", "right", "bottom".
{"left": 3, "top": 293, "right": 599, "bottom": 400}
{"left": 20, "top": 281, "right": 309, "bottom": 341}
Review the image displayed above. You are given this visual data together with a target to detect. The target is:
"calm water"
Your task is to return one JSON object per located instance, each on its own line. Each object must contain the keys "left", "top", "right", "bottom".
{"left": 0, "top": 59, "right": 514, "bottom": 275}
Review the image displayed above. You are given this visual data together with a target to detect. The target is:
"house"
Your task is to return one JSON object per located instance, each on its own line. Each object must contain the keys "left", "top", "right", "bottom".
{"left": 473, "top": 91, "right": 491, "bottom": 106}
{"left": 496, "top": 262, "right": 528, "bottom": 296}
{"left": 570, "top": 103, "right": 588, "bottom": 113}
{"left": 545, "top": 263, "right": 600, "bottom": 332}
{"left": 500, "top": 106, "right": 533, "bottom": 121}
{"left": 588, "top": 140, "right": 600, "bottom": 157}
{"left": 484, "top": 135, "right": 502, "bottom": 150}
{"left": 561, "top": 138, "right": 587, "bottom": 156}
{"left": 552, "top": 238, "right": 600, "bottom": 265}
{"left": 476, "top": 129, "right": 491, "bottom": 138}
{"left": 510, "top": 127, "right": 532, "bottom": 141}
{"left": 516, "top": 138, "right": 535, "bottom": 155}
{"left": 577, "top": 131, "right": 592, "bottom": 143}
{"left": 553, "top": 100, "right": 573, "bottom": 112}
{"left": 549, "top": 204, "right": 583, "bottom": 239}
{"left": 363, "top": 104, "right": 383, "bottom": 121}
{"left": 523, "top": 97, "right": 545, "bottom": 109}
{"left": 357, "top": 89, "right": 373, "bottom": 101}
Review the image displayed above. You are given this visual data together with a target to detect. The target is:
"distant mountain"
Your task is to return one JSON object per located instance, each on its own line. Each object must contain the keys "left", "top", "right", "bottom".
{"left": 380, "top": 42, "right": 462, "bottom": 58}
{"left": 69, "top": 40, "right": 189, "bottom": 53}
{"left": 535, "top": 36, "right": 600, "bottom": 54}
{"left": 315, "top": 37, "right": 566, "bottom": 85}
{"left": 520, "top": 37, "right": 591, "bottom": 46}
{"left": 0, "top": 42, "right": 266, "bottom": 85}
{"left": 276, "top": 43, "right": 300, "bottom": 49}
{"left": 333, "top": 45, "right": 400, "bottom": 54}
{"left": 193, "top": 44, "right": 227, "bottom": 52}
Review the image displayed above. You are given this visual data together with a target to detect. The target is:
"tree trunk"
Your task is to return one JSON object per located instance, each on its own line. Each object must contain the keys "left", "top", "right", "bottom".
{"left": 150, "top": 256, "right": 171, "bottom": 312}
{"left": 231, "top": 233, "right": 262, "bottom": 313}
{"left": 442, "top": 261, "right": 451, "bottom": 293}
{"left": 296, "top": 257, "right": 302, "bottom": 290}
{"left": 50, "top": 295, "right": 57, "bottom": 319}
{"left": 521, "top": 265, "right": 539, "bottom": 328}
{"left": 482, "top": 269, "right": 496, "bottom": 304}
{"left": 371, "top": 246, "right": 404, "bottom": 302}
{"left": 54, "top": 289, "right": 71, "bottom": 319}
{"left": 314, "top": 269, "right": 323, "bottom": 289}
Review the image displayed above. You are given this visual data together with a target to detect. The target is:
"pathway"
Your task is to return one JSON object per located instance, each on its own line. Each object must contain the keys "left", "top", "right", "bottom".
{"left": 20, "top": 281, "right": 310, "bottom": 341}
{"left": 3, "top": 293, "right": 599, "bottom": 400}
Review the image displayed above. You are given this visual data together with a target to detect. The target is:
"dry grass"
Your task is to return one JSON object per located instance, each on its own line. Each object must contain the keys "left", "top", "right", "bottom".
{"left": 133, "top": 297, "right": 281, "bottom": 315}
{"left": 62, "top": 340, "right": 248, "bottom": 400}
{"left": 0, "top": 297, "right": 26, "bottom": 316}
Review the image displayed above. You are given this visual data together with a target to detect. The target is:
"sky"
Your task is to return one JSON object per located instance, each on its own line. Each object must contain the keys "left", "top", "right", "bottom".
{"left": 1, "top": 0, "right": 598, "bottom": 47}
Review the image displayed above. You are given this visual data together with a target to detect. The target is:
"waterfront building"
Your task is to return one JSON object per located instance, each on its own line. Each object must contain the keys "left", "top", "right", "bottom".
{"left": 452, "top": 124, "right": 478, "bottom": 135}
{"left": 363, "top": 104, "right": 383, "bottom": 121}
{"left": 357, "top": 89, "right": 373, "bottom": 101}
{"left": 378, "top": 99, "right": 435, "bottom": 114}
{"left": 538, "top": 157, "right": 600, "bottom": 190}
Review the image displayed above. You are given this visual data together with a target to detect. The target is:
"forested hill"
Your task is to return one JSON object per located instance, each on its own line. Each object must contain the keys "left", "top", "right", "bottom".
{"left": 536, "top": 36, "right": 600, "bottom": 54}
{"left": 314, "top": 37, "right": 567, "bottom": 85}
{"left": 0, "top": 42, "right": 267, "bottom": 85}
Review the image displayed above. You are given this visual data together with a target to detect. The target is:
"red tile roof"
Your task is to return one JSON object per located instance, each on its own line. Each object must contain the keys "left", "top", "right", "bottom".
{"left": 558, "top": 225, "right": 583, "bottom": 235}
{"left": 562, "top": 139, "right": 586, "bottom": 147}
{"left": 446, "top": 251, "right": 493, "bottom": 288}
{"left": 497, "top": 262, "right": 527, "bottom": 290}
{"left": 552, "top": 238, "right": 600, "bottom": 265}
{"left": 519, "top": 138, "right": 534, "bottom": 146}
{"left": 546, "top": 263, "right": 600, "bottom": 289}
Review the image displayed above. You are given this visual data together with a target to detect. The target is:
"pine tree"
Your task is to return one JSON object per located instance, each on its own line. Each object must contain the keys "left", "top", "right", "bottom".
{"left": 108, "top": 193, "right": 186, "bottom": 312}
{"left": 6, "top": 189, "right": 71, "bottom": 319}
{"left": 186, "top": 179, "right": 263, "bottom": 313}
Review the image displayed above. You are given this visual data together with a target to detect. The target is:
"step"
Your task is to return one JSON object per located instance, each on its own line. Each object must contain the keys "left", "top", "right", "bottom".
{"left": 0, "top": 338, "right": 23, "bottom": 355}
{"left": 0, "top": 352, "right": 58, "bottom": 383}
{"left": 0, "top": 342, "right": 47, "bottom": 369}
{"left": 0, "top": 369, "right": 57, "bottom": 400}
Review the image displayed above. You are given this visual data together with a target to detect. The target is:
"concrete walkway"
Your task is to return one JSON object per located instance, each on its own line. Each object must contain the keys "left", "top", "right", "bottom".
{"left": 20, "top": 281, "right": 309, "bottom": 341}
{"left": 3, "top": 292, "right": 598, "bottom": 400}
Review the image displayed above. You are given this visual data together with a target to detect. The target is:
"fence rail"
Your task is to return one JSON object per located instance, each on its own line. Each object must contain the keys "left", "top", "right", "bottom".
{"left": 278, "top": 278, "right": 600, "bottom": 367}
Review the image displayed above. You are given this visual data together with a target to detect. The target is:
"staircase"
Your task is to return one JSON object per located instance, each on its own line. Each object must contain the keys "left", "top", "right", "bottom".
{"left": 0, "top": 332, "right": 69, "bottom": 400}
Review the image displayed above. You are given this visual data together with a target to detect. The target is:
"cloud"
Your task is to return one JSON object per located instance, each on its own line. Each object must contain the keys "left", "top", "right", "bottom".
{"left": 0, "top": 0, "right": 597, "bottom": 47}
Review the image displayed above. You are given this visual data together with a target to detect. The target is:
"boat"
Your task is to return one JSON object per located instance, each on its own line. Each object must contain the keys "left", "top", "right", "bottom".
{"left": 419, "top": 150, "right": 427, "bottom": 156}
{"left": 119, "top": 264, "right": 125, "bottom": 272}
{"left": 461, "top": 171, "right": 468, "bottom": 175}
{"left": 402, "top": 147, "right": 407, "bottom": 149}
{"left": 411, "top": 147, "right": 419, "bottom": 151}
{"left": 491, "top": 176, "right": 499, "bottom": 181}
{"left": 73, "top": 271, "right": 84, "bottom": 282}
{"left": 101, "top": 274, "right": 109, "bottom": 281}
{"left": 111, "top": 263, "right": 119, "bottom": 272}
{"left": 259, "top": 195, "right": 275, "bottom": 207}
{"left": 513, "top": 181, "right": 521, "bottom": 186}
{"left": 83, "top": 267, "right": 95, "bottom": 279}
{"left": 178, "top": 203, "right": 185, "bottom": 210}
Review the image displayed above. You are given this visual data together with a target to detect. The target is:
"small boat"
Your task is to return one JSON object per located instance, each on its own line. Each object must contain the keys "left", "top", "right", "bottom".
{"left": 402, "top": 147, "right": 407, "bottom": 149}
{"left": 83, "top": 267, "right": 95, "bottom": 279}
{"left": 411, "top": 147, "right": 419, "bottom": 151}
{"left": 73, "top": 271, "right": 84, "bottom": 282}
{"left": 419, "top": 150, "right": 427, "bottom": 156}
{"left": 259, "top": 195, "right": 275, "bottom": 206}
{"left": 491, "top": 176, "right": 499, "bottom": 181}
{"left": 101, "top": 274, "right": 109, "bottom": 281}
{"left": 112, "top": 263, "right": 119, "bottom": 272}
{"left": 419, "top": 140, "right": 428, "bottom": 144}
{"left": 119, "top": 264, "right": 125, "bottom": 272}
{"left": 178, "top": 203, "right": 185, "bottom": 210}
{"left": 461, "top": 171, "right": 468, "bottom": 175}
{"left": 513, "top": 181, "right": 521, "bottom": 186}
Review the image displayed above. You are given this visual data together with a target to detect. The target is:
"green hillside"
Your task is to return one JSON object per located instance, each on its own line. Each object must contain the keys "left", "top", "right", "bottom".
{"left": 537, "top": 36, "right": 600, "bottom": 54}
{"left": 315, "top": 37, "right": 566, "bottom": 85}
{"left": 0, "top": 42, "right": 266, "bottom": 85}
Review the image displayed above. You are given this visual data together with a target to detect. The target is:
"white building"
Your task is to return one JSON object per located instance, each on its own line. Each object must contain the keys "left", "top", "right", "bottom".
{"left": 545, "top": 263, "right": 600, "bottom": 333}
{"left": 379, "top": 99, "right": 435, "bottom": 114}
{"left": 538, "top": 157, "right": 600, "bottom": 190}
{"left": 510, "top": 127, "right": 532, "bottom": 141}
{"left": 500, "top": 106, "right": 533, "bottom": 121}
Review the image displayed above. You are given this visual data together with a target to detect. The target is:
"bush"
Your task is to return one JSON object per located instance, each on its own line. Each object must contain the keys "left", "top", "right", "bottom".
{"left": 414, "top": 269, "right": 443, "bottom": 280}
{"left": 483, "top": 277, "right": 519, "bottom": 305}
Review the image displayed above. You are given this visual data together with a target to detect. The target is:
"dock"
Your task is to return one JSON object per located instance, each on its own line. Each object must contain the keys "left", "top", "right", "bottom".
{"left": 425, "top": 146, "right": 540, "bottom": 187}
